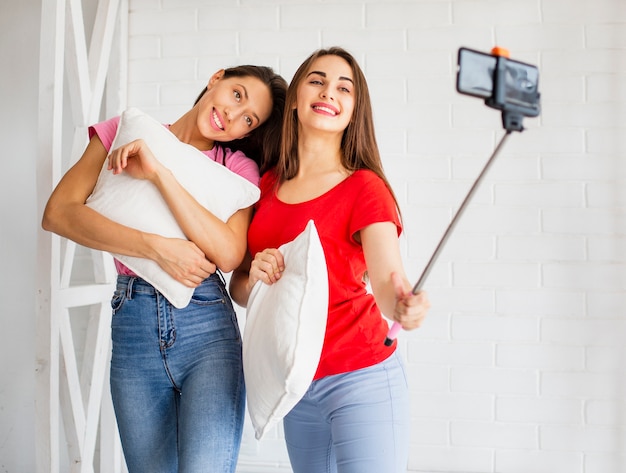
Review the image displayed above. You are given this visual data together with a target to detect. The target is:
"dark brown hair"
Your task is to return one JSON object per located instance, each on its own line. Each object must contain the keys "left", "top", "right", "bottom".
{"left": 276, "top": 46, "right": 400, "bottom": 213}
{"left": 194, "top": 65, "right": 287, "bottom": 174}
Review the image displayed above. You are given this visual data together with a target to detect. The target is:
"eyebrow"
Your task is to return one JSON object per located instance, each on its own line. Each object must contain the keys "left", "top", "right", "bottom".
{"left": 236, "top": 83, "right": 260, "bottom": 123}
{"left": 307, "top": 70, "right": 354, "bottom": 84}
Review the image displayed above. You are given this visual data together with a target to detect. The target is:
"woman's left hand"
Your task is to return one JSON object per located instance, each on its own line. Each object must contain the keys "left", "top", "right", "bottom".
{"left": 107, "top": 138, "right": 163, "bottom": 181}
{"left": 390, "top": 272, "right": 430, "bottom": 330}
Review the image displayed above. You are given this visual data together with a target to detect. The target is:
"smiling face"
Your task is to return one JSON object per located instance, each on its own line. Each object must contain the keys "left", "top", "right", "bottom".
{"left": 197, "top": 71, "right": 273, "bottom": 142}
{"left": 294, "top": 55, "right": 356, "bottom": 136}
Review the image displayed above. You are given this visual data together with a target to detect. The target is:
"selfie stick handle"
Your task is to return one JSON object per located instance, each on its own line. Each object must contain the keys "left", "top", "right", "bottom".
{"left": 384, "top": 130, "right": 513, "bottom": 346}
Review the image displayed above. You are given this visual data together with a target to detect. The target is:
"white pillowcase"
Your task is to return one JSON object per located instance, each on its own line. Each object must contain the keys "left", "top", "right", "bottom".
{"left": 86, "top": 107, "right": 260, "bottom": 308}
{"left": 243, "top": 220, "right": 329, "bottom": 440}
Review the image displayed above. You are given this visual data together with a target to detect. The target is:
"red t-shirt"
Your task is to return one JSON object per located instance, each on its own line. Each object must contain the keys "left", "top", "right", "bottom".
{"left": 248, "top": 169, "right": 402, "bottom": 379}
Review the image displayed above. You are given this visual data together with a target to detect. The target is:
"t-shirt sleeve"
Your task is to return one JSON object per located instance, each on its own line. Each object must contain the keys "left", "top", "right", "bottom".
{"left": 223, "top": 148, "right": 261, "bottom": 186}
{"left": 348, "top": 171, "right": 402, "bottom": 243}
{"left": 88, "top": 116, "right": 120, "bottom": 152}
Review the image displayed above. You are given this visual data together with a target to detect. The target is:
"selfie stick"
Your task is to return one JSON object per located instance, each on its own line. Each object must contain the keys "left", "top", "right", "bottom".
{"left": 384, "top": 129, "right": 514, "bottom": 346}
{"left": 384, "top": 46, "right": 540, "bottom": 346}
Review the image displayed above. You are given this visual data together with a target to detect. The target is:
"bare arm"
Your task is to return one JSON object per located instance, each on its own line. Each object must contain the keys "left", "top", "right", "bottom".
{"left": 229, "top": 252, "right": 254, "bottom": 308}
{"left": 42, "top": 136, "right": 215, "bottom": 287}
{"left": 152, "top": 168, "right": 253, "bottom": 272}
{"left": 359, "top": 222, "right": 430, "bottom": 331}
{"left": 107, "top": 139, "right": 252, "bottom": 272}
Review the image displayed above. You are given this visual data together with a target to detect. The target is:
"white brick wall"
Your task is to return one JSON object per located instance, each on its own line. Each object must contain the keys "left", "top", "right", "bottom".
{"left": 126, "top": 1, "right": 626, "bottom": 472}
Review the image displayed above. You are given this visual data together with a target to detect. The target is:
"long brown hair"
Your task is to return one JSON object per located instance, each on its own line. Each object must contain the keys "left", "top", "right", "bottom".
{"left": 194, "top": 65, "right": 287, "bottom": 174}
{"left": 276, "top": 47, "right": 400, "bottom": 213}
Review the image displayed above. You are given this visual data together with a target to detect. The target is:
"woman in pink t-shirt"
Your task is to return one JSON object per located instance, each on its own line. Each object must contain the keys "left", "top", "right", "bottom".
{"left": 43, "top": 65, "right": 286, "bottom": 473}
{"left": 230, "top": 48, "right": 430, "bottom": 473}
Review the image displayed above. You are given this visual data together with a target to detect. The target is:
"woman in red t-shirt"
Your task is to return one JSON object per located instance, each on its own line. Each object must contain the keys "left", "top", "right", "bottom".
{"left": 230, "top": 48, "right": 430, "bottom": 473}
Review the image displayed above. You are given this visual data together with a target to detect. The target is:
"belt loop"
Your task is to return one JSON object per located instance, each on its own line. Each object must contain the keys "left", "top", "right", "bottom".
{"left": 126, "top": 277, "right": 135, "bottom": 300}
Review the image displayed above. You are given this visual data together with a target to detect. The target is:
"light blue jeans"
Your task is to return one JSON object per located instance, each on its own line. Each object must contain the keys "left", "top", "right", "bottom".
{"left": 283, "top": 350, "right": 410, "bottom": 473}
{"left": 109, "top": 274, "right": 245, "bottom": 473}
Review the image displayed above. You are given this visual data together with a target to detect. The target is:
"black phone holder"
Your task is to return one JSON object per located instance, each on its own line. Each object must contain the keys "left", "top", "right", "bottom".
{"left": 486, "top": 53, "right": 541, "bottom": 132}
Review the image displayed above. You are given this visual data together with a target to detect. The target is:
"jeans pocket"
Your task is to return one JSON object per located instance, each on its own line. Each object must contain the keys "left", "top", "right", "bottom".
{"left": 189, "top": 289, "right": 226, "bottom": 307}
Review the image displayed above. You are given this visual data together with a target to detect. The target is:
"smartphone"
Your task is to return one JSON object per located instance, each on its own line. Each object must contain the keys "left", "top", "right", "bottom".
{"left": 456, "top": 47, "right": 540, "bottom": 115}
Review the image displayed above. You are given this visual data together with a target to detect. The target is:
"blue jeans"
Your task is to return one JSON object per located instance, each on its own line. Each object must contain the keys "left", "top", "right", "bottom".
{"left": 283, "top": 350, "right": 410, "bottom": 473}
{"left": 109, "top": 274, "right": 245, "bottom": 473}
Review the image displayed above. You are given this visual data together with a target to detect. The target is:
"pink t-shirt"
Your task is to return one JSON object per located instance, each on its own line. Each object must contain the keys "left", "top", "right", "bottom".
{"left": 89, "top": 115, "right": 260, "bottom": 275}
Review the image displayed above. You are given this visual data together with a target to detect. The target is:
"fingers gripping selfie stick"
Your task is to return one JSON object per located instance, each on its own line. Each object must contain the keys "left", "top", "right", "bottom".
{"left": 384, "top": 46, "right": 541, "bottom": 346}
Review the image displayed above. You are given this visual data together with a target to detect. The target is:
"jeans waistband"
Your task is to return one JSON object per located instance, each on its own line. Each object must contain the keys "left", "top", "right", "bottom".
{"left": 116, "top": 272, "right": 224, "bottom": 298}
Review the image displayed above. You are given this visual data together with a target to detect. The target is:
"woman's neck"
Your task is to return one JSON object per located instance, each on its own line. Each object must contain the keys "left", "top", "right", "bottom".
{"left": 169, "top": 109, "right": 215, "bottom": 151}
{"left": 296, "top": 128, "right": 345, "bottom": 177}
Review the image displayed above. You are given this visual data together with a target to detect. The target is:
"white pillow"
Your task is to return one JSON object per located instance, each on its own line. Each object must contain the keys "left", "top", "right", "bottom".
{"left": 86, "top": 107, "right": 260, "bottom": 308}
{"left": 243, "top": 220, "right": 329, "bottom": 440}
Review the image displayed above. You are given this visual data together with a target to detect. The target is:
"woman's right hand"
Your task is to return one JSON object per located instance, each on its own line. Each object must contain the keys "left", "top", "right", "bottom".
{"left": 249, "top": 248, "right": 285, "bottom": 287}
{"left": 152, "top": 235, "right": 216, "bottom": 288}
{"left": 229, "top": 248, "right": 284, "bottom": 308}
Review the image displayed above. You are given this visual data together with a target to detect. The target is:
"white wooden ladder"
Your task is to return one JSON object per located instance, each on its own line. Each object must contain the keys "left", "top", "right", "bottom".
{"left": 36, "top": 0, "right": 128, "bottom": 471}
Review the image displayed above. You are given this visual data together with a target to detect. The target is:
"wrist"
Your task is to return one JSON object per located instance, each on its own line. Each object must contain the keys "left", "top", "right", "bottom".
{"left": 150, "top": 165, "right": 172, "bottom": 187}
{"left": 141, "top": 232, "right": 162, "bottom": 261}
